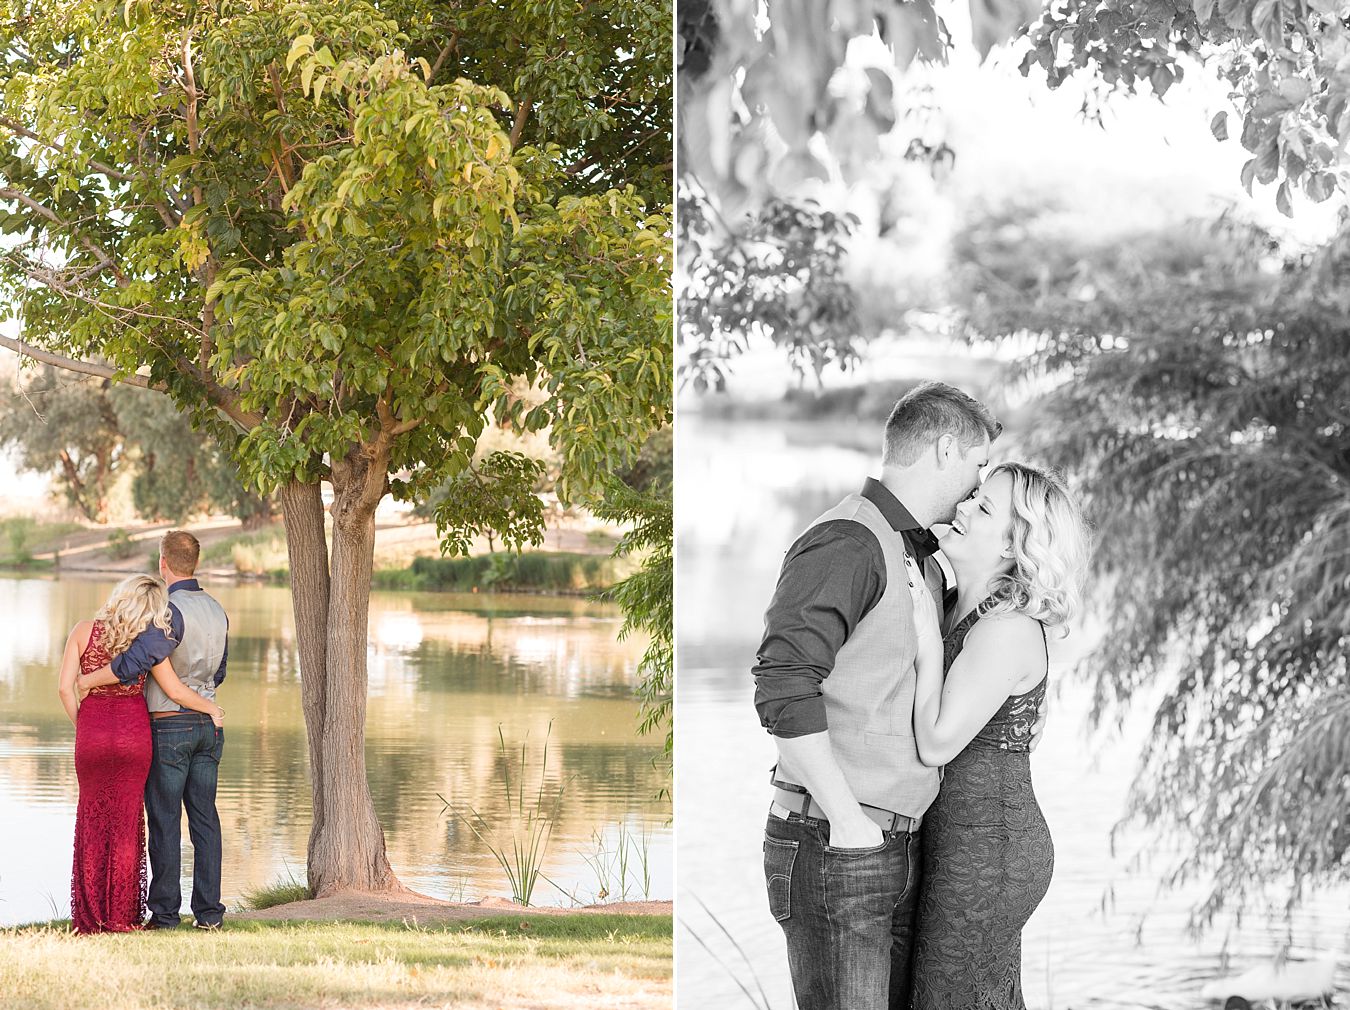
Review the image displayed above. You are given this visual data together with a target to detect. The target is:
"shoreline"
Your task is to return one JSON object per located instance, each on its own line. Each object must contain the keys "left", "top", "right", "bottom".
{"left": 0, "top": 561, "right": 618, "bottom": 598}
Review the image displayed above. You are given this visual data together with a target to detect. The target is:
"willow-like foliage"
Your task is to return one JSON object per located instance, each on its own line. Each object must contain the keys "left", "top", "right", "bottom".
{"left": 957, "top": 212, "right": 1350, "bottom": 925}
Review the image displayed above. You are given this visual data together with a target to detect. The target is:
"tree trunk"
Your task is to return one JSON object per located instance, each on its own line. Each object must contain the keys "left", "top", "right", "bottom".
{"left": 314, "top": 486, "right": 398, "bottom": 892}
{"left": 281, "top": 457, "right": 401, "bottom": 896}
{"left": 278, "top": 478, "right": 337, "bottom": 892}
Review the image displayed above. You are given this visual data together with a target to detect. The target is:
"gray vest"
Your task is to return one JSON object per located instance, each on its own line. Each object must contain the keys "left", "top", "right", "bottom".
{"left": 145, "top": 585, "right": 228, "bottom": 713}
{"left": 773, "top": 493, "right": 945, "bottom": 818}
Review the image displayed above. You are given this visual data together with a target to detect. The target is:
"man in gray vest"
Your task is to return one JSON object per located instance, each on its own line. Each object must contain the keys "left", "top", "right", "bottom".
{"left": 754, "top": 382, "right": 1004, "bottom": 1010}
{"left": 77, "top": 530, "right": 230, "bottom": 930}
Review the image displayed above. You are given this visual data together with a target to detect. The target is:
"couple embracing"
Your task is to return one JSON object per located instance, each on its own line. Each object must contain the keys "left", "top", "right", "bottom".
{"left": 755, "top": 382, "right": 1091, "bottom": 1010}
{"left": 56, "top": 531, "right": 230, "bottom": 934}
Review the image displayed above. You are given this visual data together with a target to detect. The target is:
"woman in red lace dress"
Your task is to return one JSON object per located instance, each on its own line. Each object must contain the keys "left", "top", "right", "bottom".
{"left": 56, "top": 575, "right": 224, "bottom": 934}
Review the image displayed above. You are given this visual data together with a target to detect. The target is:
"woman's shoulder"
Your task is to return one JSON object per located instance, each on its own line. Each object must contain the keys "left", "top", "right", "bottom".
{"left": 967, "top": 612, "right": 1046, "bottom": 668}
{"left": 68, "top": 619, "right": 96, "bottom": 649}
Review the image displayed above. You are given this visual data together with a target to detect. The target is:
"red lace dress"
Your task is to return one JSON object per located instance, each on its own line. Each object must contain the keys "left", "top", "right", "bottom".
{"left": 71, "top": 620, "right": 151, "bottom": 933}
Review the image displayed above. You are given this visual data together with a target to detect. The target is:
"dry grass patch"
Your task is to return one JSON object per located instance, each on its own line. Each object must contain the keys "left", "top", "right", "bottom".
{"left": 1, "top": 916, "right": 671, "bottom": 1010}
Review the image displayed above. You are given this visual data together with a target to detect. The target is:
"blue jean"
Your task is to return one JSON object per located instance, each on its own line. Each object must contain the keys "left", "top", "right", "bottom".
{"left": 145, "top": 714, "right": 225, "bottom": 927}
{"left": 764, "top": 809, "right": 922, "bottom": 1010}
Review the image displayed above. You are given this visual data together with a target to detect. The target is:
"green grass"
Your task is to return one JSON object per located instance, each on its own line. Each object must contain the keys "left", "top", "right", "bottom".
{"left": 240, "top": 869, "right": 312, "bottom": 910}
{"left": 375, "top": 551, "right": 635, "bottom": 594}
{"left": 200, "top": 524, "right": 289, "bottom": 574}
{"left": 0, "top": 915, "right": 671, "bottom": 1009}
{"left": 0, "top": 517, "right": 85, "bottom": 567}
{"left": 200, "top": 525, "right": 629, "bottom": 596}
{"left": 439, "top": 723, "right": 567, "bottom": 907}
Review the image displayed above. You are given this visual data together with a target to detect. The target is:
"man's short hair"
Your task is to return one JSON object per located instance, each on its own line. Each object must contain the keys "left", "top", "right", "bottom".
{"left": 160, "top": 530, "right": 200, "bottom": 576}
{"left": 882, "top": 381, "right": 1002, "bottom": 466}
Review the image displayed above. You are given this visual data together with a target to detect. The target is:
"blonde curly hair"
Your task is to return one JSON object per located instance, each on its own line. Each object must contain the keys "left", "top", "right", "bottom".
{"left": 95, "top": 574, "right": 176, "bottom": 657}
{"left": 981, "top": 462, "right": 1092, "bottom": 633}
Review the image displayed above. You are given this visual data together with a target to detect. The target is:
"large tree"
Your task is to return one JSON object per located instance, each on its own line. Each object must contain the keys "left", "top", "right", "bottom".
{"left": 0, "top": 1, "right": 671, "bottom": 896}
{"left": 953, "top": 207, "right": 1350, "bottom": 922}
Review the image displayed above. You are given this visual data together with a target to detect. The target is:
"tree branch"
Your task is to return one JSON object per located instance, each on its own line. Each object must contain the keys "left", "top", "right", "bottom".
{"left": 510, "top": 96, "right": 532, "bottom": 149}
{"left": 375, "top": 394, "right": 423, "bottom": 440}
{"left": 0, "top": 333, "right": 261, "bottom": 432}
{"left": 0, "top": 115, "right": 134, "bottom": 182}
{"left": 11, "top": 255, "right": 206, "bottom": 337}
{"left": 0, "top": 334, "right": 160, "bottom": 390}
{"left": 0, "top": 187, "right": 128, "bottom": 285}
{"left": 428, "top": 34, "right": 460, "bottom": 83}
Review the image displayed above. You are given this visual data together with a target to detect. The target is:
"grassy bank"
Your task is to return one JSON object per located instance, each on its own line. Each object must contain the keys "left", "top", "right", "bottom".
{"left": 197, "top": 523, "right": 631, "bottom": 595}
{"left": 2, "top": 915, "right": 671, "bottom": 1010}
{"left": 0, "top": 517, "right": 84, "bottom": 568}
{"left": 373, "top": 552, "right": 635, "bottom": 594}
{"left": 200, "top": 524, "right": 290, "bottom": 578}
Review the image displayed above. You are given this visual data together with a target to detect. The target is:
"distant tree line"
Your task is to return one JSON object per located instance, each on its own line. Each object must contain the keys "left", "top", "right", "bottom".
{"left": 0, "top": 366, "right": 271, "bottom": 526}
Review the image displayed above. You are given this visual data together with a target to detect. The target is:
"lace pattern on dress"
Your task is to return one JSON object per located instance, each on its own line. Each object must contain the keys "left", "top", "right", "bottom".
{"left": 82, "top": 621, "right": 146, "bottom": 698}
{"left": 71, "top": 619, "right": 150, "bottom": 933}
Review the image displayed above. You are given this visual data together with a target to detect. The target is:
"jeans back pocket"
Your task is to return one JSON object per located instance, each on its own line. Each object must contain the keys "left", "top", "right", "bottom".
{"left": 763, "top": 836, "right": 799, "bottom": 923}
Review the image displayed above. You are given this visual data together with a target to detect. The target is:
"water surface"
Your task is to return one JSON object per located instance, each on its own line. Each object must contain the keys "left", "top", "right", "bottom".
{"left": 0, "top": 575, "right": 670, "bottom": 925}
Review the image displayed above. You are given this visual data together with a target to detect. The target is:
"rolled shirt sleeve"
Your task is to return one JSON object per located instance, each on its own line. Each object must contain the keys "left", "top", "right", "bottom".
{"left": 110, "top": 602, "right": 184, "bottom": 684}
{"left": 752, "top": 521, "right": 887, "bottom": 738}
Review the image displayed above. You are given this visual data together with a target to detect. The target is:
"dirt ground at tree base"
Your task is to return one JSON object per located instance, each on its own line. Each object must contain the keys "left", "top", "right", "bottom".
{"left": 232, "top": 889, "right": 671, "bottom": 924}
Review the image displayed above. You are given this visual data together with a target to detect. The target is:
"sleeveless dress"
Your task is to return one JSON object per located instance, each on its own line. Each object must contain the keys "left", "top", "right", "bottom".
{"left": 910, "top": 606, "right": 1053, "bottom": 1010}
{"left": 71, "top": 621, "right": 152, "bottom": 933}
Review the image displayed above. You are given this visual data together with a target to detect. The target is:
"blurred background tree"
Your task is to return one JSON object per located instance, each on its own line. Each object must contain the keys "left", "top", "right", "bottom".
{"left": 0, "top": 368, "right": 273, "bottom": 526}
{"left": 114, "top": 390, "right": 274, "bottom": 527}
{"left": 952, "top": 207, "right": 1350, "bottom": 924}
{"left": 677, "top": 0, "right": 1350, "bottom": 396}
{"left": 0, "top": 367, "right": 124, "bottom": 523}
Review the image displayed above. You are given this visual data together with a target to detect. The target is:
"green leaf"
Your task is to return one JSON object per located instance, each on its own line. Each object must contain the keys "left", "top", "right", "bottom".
{"left": 1210, "top": 111, "right": 1228, "bottom": 143}
{"left": 285, "top": 34, "right": 314, "bottom": 73}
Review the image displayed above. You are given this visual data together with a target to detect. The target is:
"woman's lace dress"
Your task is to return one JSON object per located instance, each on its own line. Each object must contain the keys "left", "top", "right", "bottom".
{"left": 910, "top": 606, "right": 1053, "bottom": 1009}
{"left": 71, "top": 620, "right": 151, "bottom": 933}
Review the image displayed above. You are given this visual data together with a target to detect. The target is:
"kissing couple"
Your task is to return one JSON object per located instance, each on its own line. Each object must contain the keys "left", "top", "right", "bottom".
{"left": 755, "top": 381, "right": 1091, "bottom": 1009}
{"left": 56, "top": 530, "right": 231, "bottom": 934}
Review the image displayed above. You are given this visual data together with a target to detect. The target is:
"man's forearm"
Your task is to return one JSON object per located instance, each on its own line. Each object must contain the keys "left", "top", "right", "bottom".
{"left": 774, "top": 732, "right": 867, "bottom": 824}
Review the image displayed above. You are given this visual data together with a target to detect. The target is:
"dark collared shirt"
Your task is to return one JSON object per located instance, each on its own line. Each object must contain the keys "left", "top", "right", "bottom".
{"left": 752, "top": 479, "right": 947, "bottom": 738}
{"left": 110, "top": 578, "right": 229, "bottom": 688}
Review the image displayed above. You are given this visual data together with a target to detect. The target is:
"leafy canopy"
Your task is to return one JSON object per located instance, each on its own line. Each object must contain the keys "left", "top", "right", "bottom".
{"left": 0, "top": 1, "right": 671, "bottom": 548}
{"left": 1023, "top": 0, "right": 1347, "bottom": 217}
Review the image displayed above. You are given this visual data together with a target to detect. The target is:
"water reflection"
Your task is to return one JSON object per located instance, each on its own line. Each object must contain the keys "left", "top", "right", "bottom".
{"left": 0, "top": 575, "right": 670, "bottom": 925}
{"left": 676, "top": 412, "right": 1350, "bottom": 1010}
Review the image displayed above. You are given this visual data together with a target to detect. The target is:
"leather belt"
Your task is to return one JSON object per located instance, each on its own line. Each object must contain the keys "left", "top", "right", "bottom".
{"left": 771, "top": 787, "right": 920, "bottom": 834}
{"left": 150, "top": 711, "right": 205, "bottom": 720}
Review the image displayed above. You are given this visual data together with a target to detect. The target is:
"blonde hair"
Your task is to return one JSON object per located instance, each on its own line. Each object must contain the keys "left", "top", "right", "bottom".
{"left": 94, "top": 575, "right": 176, "bottom": 657}
{"left": 981, "top": 462, "right": 1092, "bottom": 633}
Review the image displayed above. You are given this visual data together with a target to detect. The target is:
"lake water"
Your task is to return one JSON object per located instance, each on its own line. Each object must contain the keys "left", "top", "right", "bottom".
{"left": 0, "top": 575, "right": 671, "bottom": 925}
{"left": 675, "top": 412, "right": 1350, "bottom": 1010}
